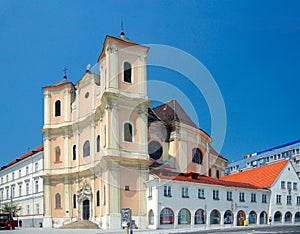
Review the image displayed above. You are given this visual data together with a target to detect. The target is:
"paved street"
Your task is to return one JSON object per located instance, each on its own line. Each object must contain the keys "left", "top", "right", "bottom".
{"left": 1, "top": 225, "right": 300, "bottom": 234}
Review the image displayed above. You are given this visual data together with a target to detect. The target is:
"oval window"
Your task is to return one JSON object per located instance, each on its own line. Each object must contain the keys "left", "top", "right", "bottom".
{"left": 148, "top": 141, "right": 163, "bottom": 160}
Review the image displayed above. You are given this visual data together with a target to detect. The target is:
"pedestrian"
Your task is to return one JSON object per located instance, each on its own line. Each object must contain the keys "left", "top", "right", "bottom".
{"left": 19, "top": 220, "right": 22, "bottom": 227}
{"left": 130, "top": 222, "right": 133, "bottom": 234}
{"left": 269, "top": 216, "right": 272, "bottom": 225}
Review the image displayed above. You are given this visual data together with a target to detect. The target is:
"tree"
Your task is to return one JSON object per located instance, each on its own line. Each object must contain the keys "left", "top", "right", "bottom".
{"left": 1, "top": 204, "right": 21, "bottom": 216}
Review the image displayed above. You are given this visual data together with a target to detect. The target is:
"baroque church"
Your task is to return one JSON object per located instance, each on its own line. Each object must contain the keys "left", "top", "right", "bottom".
{"left": 41, "top": 32, "right": 226, "bottom": 229}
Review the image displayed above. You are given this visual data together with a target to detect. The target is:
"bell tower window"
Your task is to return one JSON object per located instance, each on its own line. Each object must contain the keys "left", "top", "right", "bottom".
{"left": 55, "top": 100, "right": 61, "bottom": 117}
{"left": 124, "top": 122, "right": 133, "bottom": 142}
{"left": 123, "top": 62, "right": 132, "bottom": 83}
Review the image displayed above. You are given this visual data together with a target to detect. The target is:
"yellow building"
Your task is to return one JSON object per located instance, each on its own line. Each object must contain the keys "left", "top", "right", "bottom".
{"left": 42, "top": 32, "right": 227, "bottom": 229}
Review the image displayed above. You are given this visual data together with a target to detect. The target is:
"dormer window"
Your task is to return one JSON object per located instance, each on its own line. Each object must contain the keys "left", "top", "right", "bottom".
{"left": 123, "top": 62, "right": 132, "bottom": 83}
{"left": 55, "top": 100, "right": 61, "bottom": 117}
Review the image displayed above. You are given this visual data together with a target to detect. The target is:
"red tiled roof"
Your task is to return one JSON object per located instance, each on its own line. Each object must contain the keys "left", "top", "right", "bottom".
{"left": 2, "top": 145, "right": 44, "bottom": 170}
{"left": 221, "top": 160, "right": 288, "bottom": 189}
{"left": 152, "top": 169, "right": 261, "bottom": 190}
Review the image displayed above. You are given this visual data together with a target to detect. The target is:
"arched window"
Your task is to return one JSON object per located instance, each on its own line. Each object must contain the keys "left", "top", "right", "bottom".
{"left": 274, "top": 211, "right": 282, "bottom": 222}
{"left": 96, "top": 135, "right": 100, "bottom": 152}
{"left": 149, "top": 210, "right": 154, "bottom": 225}
{"left": 224, "top": 210, "right": 233, "bottom": 224}
{"left": 73, "top": 194, "right": 76, "bottom": 209}
{"left": 83, "top": 140, "right": 90, "bottom": 157}
{"left": 160, "top": 208, "right": 174, "bottom": 225}
{"left": 55, "top": 193, "right": 61, "bottom": 209}
{"left": 210, "top": 209, "right": 221, "bottom": 225}
{"left": 124, "top": 122, "right": 133, "bottom": 142}
{"left": 178, "top": 208, "right": 191, "bottom": 225}
{"left": 249, "top": 211, "right": 257, "bottom": 224}
{"left": 285, "top": 212, "right": 292, "bottom": 222}
{"left": 192, "top": 148, "right": 203, "bottom": 164}
{"left": 216, "top": 170, "right": 220, "bottom": 179}
{"left": 55, "top": 100, "right": 61, "bottom": 117}
{"left": 195, "top": 209, "right": 205, "bottom": 224}
{"left": 55, "top": 146, "right": 61, "bottom": 162}
{"left": 123, "top": 61, "right": 132, "bottom": 83}
{"left": 96, "top": 190, "right": 100, "bottom": 207}
{"left": 73, "top": 145, "right": 76, "bottom": 160}
{"left": 295, "top": 211, "right": 300, "bottom": 222}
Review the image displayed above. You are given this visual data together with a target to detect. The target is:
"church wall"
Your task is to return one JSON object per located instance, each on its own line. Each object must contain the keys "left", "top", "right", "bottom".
{"left": 78, "top": 82, "right": 93, "bottom": 118}
{"left": 51, "top": 182, "right": 65, "bottom": 218}
{"left": 50, "top": 136, "right": 65, "bottom": 169}
{"left": 120, "top": 167, "right": 140, "bottom": 216}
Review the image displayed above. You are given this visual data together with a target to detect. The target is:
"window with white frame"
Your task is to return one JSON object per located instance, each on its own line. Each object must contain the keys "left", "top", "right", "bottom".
{"left": 148, "top": 186, "right": 152, "bottom": 198}
{"left": 287, "top": 195, "right": 292, "bottom": 205}
{"left": 26, "top": 205, "right": 30, "bottom": 215}
{"left": 163, "top": 185, "right": 172, "bottom": 197}
{"left": 297, "top": 196, "right": 300, "bottom": 205}
{"left": 262, "top": 194, "right": 267, "bottom": 203}
{"left": 0, "top": 190, "right": 3, "bottom": 200}
{"left": 287, "top": 182, "right": 292, "bottom": 190}
{"left": 293, "top": 182, "right": 298, "bottom": 190}
{"left": 18, "top": 169, "right": 21, "bottom": 178}
{"left": 123, "top": 61, "right": 132, "bottom": 83}
{"left": 124, "top": 122, "right": 133, "bottom": 142}
{"left": 12, "top": 172, "right": 14, "bottom": 180}
{"left": 181, "top": 187, "right": 189, "bottom": 198}
{"left": 251, "top": 193, "right": 256, "bottom": 202}
{"left": 26, "top": 166, "right": 29, "bottom": 175}
{"left": 227, "top": 191, "right": 233, "bottom": 201}
{"left": 26, "top": 182, "right": 30, "bottom": 195}
{"left": 239, "top": 192, "right": 245, "bottom": 202}
{"left": 35, "top": 162, "right": 38, "bottom": 172}
{"left": 198, "top": 189, "right": 205, "bottom": 199}
{"left": 36, "top": 203, "right": 40, "bottom": 214}
{"left": 213, "top": 190, "right": 219, "bottom": 200}
{"left": 281, "top": 181, "right": 285, "bottom": 189}
{"left": 276, "top": 194, "right": 282, "bottom": 204}
{"left": 11, "top": 186, "right": 15, "bottom": 198}
{"left": 6, "top": 187, "right": 9, "bottom": 199}
{"left": 6, "top": 175, "right": 8, "bottom": 182}
{"left": 35, "top": 180, "right": 39, "bottom": 193}
{"left": 19, "top": 184, "right": 22, "bottom": 197}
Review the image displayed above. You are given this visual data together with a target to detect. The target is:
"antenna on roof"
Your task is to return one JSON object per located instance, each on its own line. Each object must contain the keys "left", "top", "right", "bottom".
{"left": 63, "top": 67, "right": 68, "bottom": 79}
{"left": 120, "top": 20, "right": 125, "bottom": 36}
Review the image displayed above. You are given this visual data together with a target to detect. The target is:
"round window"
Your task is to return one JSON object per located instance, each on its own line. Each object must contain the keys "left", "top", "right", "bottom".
{"left": 85, "top": 92, "right": 89, "bottom": 99}
{"left": 148, "top": 141, "right": 163, "bottom": 160}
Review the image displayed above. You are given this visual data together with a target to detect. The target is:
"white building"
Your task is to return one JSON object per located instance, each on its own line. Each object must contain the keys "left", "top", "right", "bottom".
{"left": 226, "top": 139, "right": 300, "bottom": 178}
{"left": 146, "top": 169, "right": 270, "bottom": 230}
{"left": 0, "top": 145, "right": 44, "bottom": 227}
{"left": 222, "top": 159, "right": 300, "bottom": 224}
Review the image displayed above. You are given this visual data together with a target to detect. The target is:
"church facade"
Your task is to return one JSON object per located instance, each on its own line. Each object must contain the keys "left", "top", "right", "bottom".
{"left": 41, "top": 33, "right": 227, "bottom": 229}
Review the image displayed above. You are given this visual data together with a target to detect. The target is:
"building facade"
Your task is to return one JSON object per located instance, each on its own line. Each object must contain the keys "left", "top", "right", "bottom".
{"left": 146, "top": 169, "right": 270, "bottom": 230}
{"left": 222, "top": 160, "right": 300, "bottom": 224}
{"left": 0, "top": 145, "right": 44, "bottom": 227}
{"left": 41, "top": 32, "right": 227, "bottom": 229}
{"left": 226, "top": 140, "right": 300, "bottom": 178}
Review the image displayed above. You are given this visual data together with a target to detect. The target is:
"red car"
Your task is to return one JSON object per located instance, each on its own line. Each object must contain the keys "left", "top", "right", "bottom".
{"left": 0, "top": 213, "right": 18, "bottom": 230}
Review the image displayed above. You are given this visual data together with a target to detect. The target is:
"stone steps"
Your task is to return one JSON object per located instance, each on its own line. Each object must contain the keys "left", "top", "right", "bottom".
{"left": 59, "top": 220, "right": 99, "bottom": 229}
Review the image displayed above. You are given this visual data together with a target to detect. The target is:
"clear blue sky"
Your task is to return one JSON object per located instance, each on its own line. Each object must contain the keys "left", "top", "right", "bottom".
{"left": 1, "top": 0, "right": 300, "bottom": 165}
